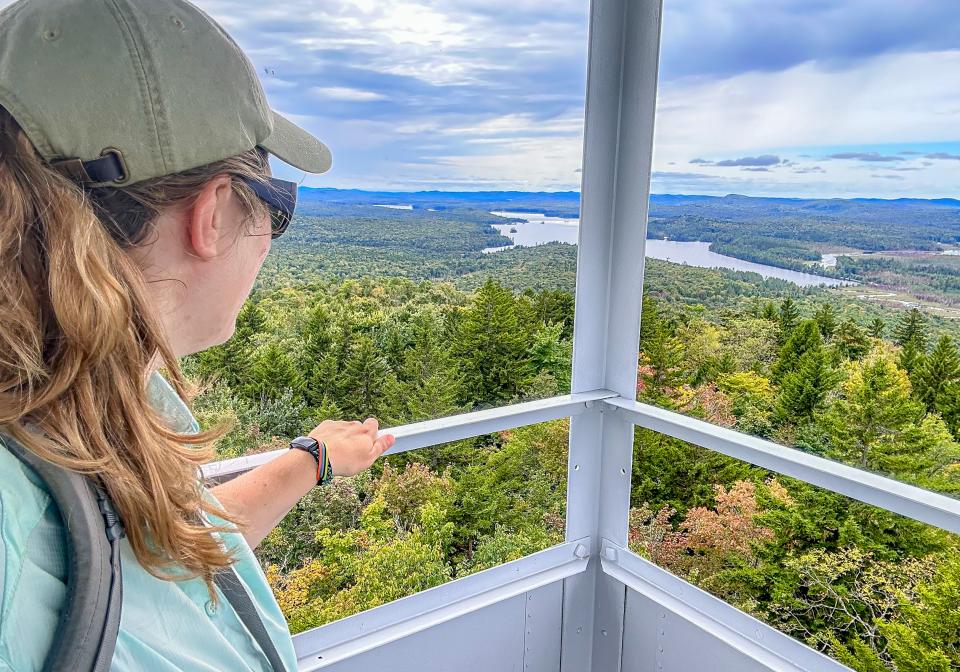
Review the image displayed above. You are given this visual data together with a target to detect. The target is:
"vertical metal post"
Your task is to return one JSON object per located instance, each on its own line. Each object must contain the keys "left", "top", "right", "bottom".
{"left": 560, "top": 0, "right": 664, "bottom": 670}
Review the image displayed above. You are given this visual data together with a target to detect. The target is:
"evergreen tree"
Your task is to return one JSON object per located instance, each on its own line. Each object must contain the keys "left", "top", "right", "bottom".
{"left": 936, "top": 382, "right": 960, "bottom": 439}
{"left": 772, "top": 320, "right": 822, "bottom": 382}
{"left": 893, "top": 308, "right": 928, "bottom": 349}
{"left": 451, "top": 278, "right": 531, "bottom": 405}
{"left": 833, "top": 319, "right": 870, "bottom": 361}
{"left": 813, "top": 304, "right": 838, "bottom": 339}
{"left": 821, "top": 345, "right": 924, "bottom": 469}
{"left": 526, "top": 323, "right": 573, "bottom": 393}
{"left": 914, "top": 335, "right": 960, "bottom": 413}
{"left": 402, "top": 317, "right": 463, "bottom": 421}
{"left": 338, "top": 334, "right": 397, "bottom": 420}
{"left": 776, "top": 348, "right": 841, "bottom": 423}
{"left": 899, "top": 338, "right": 925, "bottom": 376}
{"left": 196, "top": 300, "right": 266, "bottom": 388}
{"left": 639, "top": 298, "right": 684, "bottom": 401}
{"left": 247, "top": 342, "right": 305, "bottom": 402}
{"left": 640, "top": 293, "right": 663, "bottom": 346}
{"left": 867, "top": 317, "right": 886, "bottom": 339}
{"left": 760, "top": 301, "right": 779, "bottom": 322}
{"left": 302, "top": 303, "right": 334, "bottom": 404}
{"left": 778, "top": 298, "right": 800, "bottom": 343}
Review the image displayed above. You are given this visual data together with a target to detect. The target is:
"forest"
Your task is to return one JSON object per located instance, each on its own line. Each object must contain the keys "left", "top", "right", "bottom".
{"left": 189, "top": 202, "right": 960, "bottom": 671}
{"left": 287, "top": 189, "right": 960, "bottom": 304}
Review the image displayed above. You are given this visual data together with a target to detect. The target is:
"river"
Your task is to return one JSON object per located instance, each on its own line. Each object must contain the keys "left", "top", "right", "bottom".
{"left": 482, "top": 211, "right": 850, "bottom": 288}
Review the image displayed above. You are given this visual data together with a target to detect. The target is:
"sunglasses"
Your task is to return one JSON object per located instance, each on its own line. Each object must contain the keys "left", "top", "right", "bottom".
{"left": 238, "top": 175, "right": 298, "bottom": 239}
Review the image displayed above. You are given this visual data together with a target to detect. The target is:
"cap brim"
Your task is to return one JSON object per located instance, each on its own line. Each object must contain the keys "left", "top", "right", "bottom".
{"left": 260, "top": 110, "right": 332, "bottom": 174}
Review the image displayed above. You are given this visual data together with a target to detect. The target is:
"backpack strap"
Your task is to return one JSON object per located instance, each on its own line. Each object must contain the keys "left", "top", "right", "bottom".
{"left": 6, "top": 437, "right": 287, "bottom": 672}
{"left": 3, "top": 438, "right": 124, "bottom": 672}
{"left": 215, "top": 568, "right": 289, "bottom": 672}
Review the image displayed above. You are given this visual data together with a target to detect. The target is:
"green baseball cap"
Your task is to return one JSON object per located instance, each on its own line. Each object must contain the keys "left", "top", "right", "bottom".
{"left": 0, "top": 0, "right": 332, "bottom": 187}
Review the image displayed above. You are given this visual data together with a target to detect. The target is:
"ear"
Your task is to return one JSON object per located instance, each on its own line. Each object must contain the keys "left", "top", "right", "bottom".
{"left": 185, "top": 174, "right": 235, "bottom": 260}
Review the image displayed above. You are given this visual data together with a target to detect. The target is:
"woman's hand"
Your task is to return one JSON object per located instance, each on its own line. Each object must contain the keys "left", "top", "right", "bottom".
{"left": 309, "top": 417, "right": 395, "bottom": 477}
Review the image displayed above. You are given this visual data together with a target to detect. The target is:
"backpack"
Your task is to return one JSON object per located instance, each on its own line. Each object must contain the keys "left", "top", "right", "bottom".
{"left": 4, "top": 438, "right": 288, "bottom": 672}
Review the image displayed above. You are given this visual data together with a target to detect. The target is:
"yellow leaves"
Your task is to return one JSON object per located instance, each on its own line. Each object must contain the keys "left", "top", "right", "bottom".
{"left": 763, "top": 478, "right": 795, "bottom": 507}
{"left": 717, "top": 371, "right": 774, "bottom": 405}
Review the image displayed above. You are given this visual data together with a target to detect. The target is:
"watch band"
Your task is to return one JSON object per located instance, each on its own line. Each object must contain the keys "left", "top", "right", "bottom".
{"left": 289, "top": 436, "right": 334, "bottom": 486}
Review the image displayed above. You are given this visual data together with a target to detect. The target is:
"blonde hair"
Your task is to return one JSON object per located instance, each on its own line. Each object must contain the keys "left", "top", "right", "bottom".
{"left": 0, "top": 105, "right": 269, "bottom": 602}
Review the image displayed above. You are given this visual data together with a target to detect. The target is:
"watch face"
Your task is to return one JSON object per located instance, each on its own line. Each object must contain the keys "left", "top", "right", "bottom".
{"left": 292, "top": 436, "right": 318, "bottom": 450}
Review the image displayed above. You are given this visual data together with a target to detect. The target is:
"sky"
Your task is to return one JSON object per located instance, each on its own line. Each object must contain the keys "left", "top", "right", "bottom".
{"left": 6, "top": 0, "right": 960, "bottom": 198}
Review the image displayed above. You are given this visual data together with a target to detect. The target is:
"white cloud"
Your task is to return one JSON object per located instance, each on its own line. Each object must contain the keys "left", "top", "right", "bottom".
{"left": 312, "top": 86, "right": 387, "bottom": 102}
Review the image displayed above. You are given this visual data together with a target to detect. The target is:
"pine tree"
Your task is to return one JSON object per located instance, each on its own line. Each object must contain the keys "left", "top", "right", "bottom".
{"left": 526, "top": 323, "right": 573, "bottom": 393}
{"left": 893, "top": 308, "right": 928, "bottom": 349}
{"left": 867, "top": 317, "right": 886, "bottom": 339}
{"left": 778, "top": 298, "right": 800, "bottom": 343}
{"left": 196, "top": 300, "right": 266, "bottom": 389}
{"left": 640, "top": 325, "right": 685, "bottom": 401}
{"left": 451, "top": 278, "right": 531, "bottom": 405}
{"left": 914, "top": 335, "right": 960, "bottom": 412}
{"left": 247, "top": 342, "right": 305, "bottom": 402}
{"left": 936, "top": 382, "right": 960, "bottom": 439}
{"left": 833, "top": 319, "right": 870, "bottom": 361}
{"left": 776, "top": 347, "right": 841, "bottom": 423}
{"left": 821, "top": 345, "right": 924, "bottom": 469}
{"left": 772, "top": 320, "right": 822, "bottom": 382}
{"left": 338, "top": 334, "right": 397, "bottom": 420}
{"left": 302, "top": 303, "right": 334, "bottom": 404}
{"left": 813, "top": 304, "right": 838, "bottom": 339}
{"left": 760, "top": 301, "right": 779, "bottom": 322}
{"left": 899, "top": 338, "right": 924, "bottom": 376}
{"left": 402, "top": 317, "right": 463, "bottom": 421}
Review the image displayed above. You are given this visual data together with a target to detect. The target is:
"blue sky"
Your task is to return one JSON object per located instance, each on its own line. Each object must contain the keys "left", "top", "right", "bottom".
{"left": 6, "top": 0, "right": 960, "bottom": 197}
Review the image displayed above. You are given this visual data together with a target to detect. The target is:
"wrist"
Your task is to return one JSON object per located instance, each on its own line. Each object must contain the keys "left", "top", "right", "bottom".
{"left": 289, "top": 436, "right": 334, "bottom": 486}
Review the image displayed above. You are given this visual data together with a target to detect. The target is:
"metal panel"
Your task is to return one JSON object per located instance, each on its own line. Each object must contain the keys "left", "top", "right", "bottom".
{"left": 603, "top": 543, "right": 851, "bottom": 672}
{"left": 310, "top": 584, "right": 563, "bottom": 672}
{"left": 524, "top": 581, "right": 565, "bottom": 672}
{"left": 202, "top": 390, "right": 616, "bottom": 483}
{"left": 293, "top": 538, "right": 590, "bottom": 670}
{"left": 563, "top": 0, "right": 664, "bottom": 668}
{"left": 607, "top": 397, "right": 960, "bottom": 535}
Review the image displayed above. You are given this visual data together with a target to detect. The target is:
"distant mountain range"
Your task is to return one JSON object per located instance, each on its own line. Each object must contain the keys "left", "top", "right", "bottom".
{"left": 298, "top": 187, "right": 960, "bottom": 219}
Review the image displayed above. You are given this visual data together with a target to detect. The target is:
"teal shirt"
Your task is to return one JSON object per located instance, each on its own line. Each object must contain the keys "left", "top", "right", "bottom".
{"left": 0, "top": 373, "right": 299, "bottom": 671}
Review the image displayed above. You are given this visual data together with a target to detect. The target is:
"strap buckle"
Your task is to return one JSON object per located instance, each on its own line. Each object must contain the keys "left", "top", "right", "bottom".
{"left": 50, "top": 147, "right": 128, "bottom": 186}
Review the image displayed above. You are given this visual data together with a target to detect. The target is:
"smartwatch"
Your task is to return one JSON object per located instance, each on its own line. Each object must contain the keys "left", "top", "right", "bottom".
{"left": 289, "top": 436, "right": 334, "bottom": 486}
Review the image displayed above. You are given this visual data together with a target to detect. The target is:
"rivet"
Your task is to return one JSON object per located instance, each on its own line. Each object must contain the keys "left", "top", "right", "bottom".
{"left": 601, "top": 629, "right": 608, "bottom": 637}
{"left": 41, "top": 27, "right": 61, "bottom": 41}
{"left": 170, "top": 15, "right": 186, "bottom": 30}
{"left": 574, "top": 464, "right": 580, "bottom": 471}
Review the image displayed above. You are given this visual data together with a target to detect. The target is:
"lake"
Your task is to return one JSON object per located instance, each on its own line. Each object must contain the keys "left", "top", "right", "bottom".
{"left": 483, "top": 211, "right": 850, "bottom": 288}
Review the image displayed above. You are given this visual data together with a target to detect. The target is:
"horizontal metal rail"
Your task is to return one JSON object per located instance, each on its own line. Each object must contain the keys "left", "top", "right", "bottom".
{"left": 201, "top": 389, "right": 617, "bottom": 483}
{"left": 606, "top": 397, "right": 960, "bottom": 535}
{"left": 598, "top": 540, "right": 850, "bottom": 672}
{"left": 293, "top": 537, "right": 591, "bottom": 670}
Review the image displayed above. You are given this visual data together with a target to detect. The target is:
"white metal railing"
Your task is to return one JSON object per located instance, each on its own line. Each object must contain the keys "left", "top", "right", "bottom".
{"left": 607, "top": 396, "right": 960, "bottom": 536}
{"left": 202, "top": 392, "right": 958, "bottom": 670}
{"left": 204, "top": 393, "right": 960, "bottom": 537}
{"left": 292, "top": 538, "right": 590, "bottom": 671}
{"left": 598, "top": 539, "right": 847, "bottom": 672}
{"left": 201, "top": 389, "right": 617, "bottom": 483}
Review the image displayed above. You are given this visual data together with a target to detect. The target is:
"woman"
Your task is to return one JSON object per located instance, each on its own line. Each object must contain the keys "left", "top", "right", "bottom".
{"left": 0, "top": 0, "right": 395, "bottom": 669}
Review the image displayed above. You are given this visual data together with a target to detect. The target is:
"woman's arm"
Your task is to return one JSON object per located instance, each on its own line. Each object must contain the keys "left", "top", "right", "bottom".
{"left": 210, "top": 418, "right": 394, "bottom": 549}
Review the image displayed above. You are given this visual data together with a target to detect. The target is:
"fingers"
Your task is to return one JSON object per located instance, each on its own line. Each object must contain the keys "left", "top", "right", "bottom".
{"left": 373, "top": 434, "right": 395, "bottom": 456}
